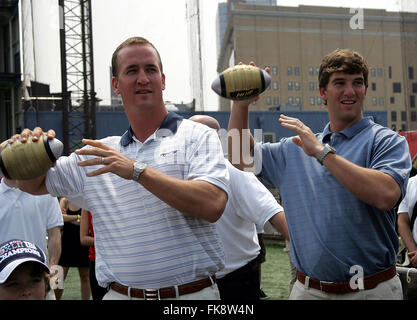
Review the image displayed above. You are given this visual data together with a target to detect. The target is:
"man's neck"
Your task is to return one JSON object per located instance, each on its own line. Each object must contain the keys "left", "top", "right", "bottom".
{"left": 127, "top": 106, "right": 168, "bottom": 143}
{"left": 329, "top": 114, "right": 363, "bottom": 133}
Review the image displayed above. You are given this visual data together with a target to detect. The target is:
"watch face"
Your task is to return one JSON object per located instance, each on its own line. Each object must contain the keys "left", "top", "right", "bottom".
{"left": 137, "top": 162, "right": 146, "bottom": 171}
{"left": 133, "top": 162, "right": 147, "bottom": 181}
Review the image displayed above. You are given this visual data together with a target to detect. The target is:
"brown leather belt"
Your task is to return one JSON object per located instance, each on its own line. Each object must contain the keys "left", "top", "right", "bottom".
{"left": 296, "top": 266, "right": 396, "bottom": 294}
{"left": 110, "top": 276, "right": 216, "bottom": 299}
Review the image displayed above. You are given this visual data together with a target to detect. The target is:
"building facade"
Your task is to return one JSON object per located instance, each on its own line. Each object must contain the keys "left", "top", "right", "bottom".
{"left": 0, "top": 0, "right": 21, "bottom": 142}
{"left": 217, "top": 4, "right": 417, "bottom": 131}
{"left": 216, "top": 0, "right": 277, "bottom": 58}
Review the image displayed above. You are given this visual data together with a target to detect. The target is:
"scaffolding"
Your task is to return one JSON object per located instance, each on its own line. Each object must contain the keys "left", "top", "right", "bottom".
{"left": 59, "top": 0, "right": 96, "bottom": 155}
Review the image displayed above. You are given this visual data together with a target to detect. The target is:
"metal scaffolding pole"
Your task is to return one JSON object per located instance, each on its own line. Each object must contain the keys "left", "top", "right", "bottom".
{"left": 59, "top": 0, "right": 96, "bottom": 155}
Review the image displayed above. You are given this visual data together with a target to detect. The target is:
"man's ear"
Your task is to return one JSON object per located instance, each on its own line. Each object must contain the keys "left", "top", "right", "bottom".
{"left": 112, "top": 76, "right": 120, "bottom": 95}
{"left": 319, "top": 86, "right": 327, "bottom": 101}
{"left": 161, "top": 73, "right": 166, "bottom": 91}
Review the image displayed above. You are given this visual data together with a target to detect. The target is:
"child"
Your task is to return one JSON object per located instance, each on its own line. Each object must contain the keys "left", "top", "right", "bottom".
{"left": 0, "top": 239, "right": 51, "bottom": 300}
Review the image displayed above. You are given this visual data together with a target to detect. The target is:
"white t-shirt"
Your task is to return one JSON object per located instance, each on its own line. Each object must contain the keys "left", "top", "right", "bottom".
{"left": 215, "top": 161, "right": 283, "bottom": 278}
{"left": 398, "top": 175, "right": 417, "bottom": 243}
{"left": 0, "top": 180, "right": 63, "bottom": 256}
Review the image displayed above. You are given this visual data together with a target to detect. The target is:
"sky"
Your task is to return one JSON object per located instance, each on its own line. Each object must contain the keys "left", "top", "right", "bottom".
{"left": 27, "top": 0, "right": 416, "bottom": 111}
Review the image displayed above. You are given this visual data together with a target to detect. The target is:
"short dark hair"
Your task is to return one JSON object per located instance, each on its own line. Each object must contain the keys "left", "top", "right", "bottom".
{"left": 111, "top": 36, "right": 163, "bottom": 77}
{"left": 319, "top": 48, "right": 369, "bottom": 89}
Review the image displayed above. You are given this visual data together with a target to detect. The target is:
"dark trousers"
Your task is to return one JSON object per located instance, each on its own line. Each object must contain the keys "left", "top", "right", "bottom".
{"left": 217, "top": 258, "right": 260, "bottom": 300}
{"left": 89, "top": 260, "right": 107, "bottom": 300}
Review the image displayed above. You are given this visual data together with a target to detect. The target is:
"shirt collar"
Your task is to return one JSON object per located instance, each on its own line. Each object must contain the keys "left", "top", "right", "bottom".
{"left": 0, "top": 179, "right": 15, "bottom": 193}
{"left": 120, "top": 111, "right": 184, "bottom": 146}
{"left": 322, "top": 116, "right": 374, "bottom": 143}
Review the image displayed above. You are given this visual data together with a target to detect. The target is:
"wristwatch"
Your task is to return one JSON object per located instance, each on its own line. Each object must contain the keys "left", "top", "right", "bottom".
{"left": 132, "top": 161, "right": 147, "bottom": 181}
{"left": 315, "top": 143, "right": 336, "bottom": 165}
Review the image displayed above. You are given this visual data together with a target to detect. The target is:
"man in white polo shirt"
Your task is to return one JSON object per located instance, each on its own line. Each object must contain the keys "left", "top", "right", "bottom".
{"left": 189, "top": 115, "right": 289, "bottom": 300}
{"left": 8, "top": 36, "right": 229, "bottom": 300}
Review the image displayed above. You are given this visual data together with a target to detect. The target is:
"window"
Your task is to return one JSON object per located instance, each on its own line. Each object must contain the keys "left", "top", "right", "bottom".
{"left": 294, "top": 67, "right": 300, "bottom": 76}
{"left": 411, "top": 95, "right": 416, "bottom": 108}
{"left": 288, "top": 96, "right": 293, "bottom": 104}
{"left": 379, "top": 97, "right": 384, "bottom": 106}
{"left": 402, "top": 111, "right": 407, "bottom": 121}
{"left": 371, "top": 68, "right": 376, "bottom": 77}
{"left": 393, "top": 83, "right": 401, "bottom": 93}
{"left": 272, "top": 66, "right": 278, "bottom": 76}
{"left": 317, "top": 97, "right": 322, "bottom": 105}
{"left": 412, "top": 111, "right": 417, "bottom": 122}
{"left": 273, "top": 81, "right": 278, "bottom": 90}
{"left": 372, "top": 97, "right": 377, "bottom": 106}
{"left": 295, "top": 97, "right": 301, "bottom": 105}
{"left": 266, "top": 96, "right": 271, "bottom": 105}
{"left": 287, "top": 66, "right": 292, "bottom": 76}
{"left": 390, "top": 97, "right": 395, "bottom": 104}
{"left": 413, "top": 83, "right": 417, "bottom": 93}
{"left": 308, "top": 67, "right": 314, "bottom": 76}
{"left": 310, "top": 97, "right": 315, "bottom": 106}
{"left": 295, "top": 81, "right": 300, "bottom": 91}
{"left": 288, "top": 81, "right": 293, "bottom": 90}
{"left": 409, "top": 67, "right": 414, "bottom": 80}
{"left": 273, "top": 97, "right": 279, "bottom": 106}
{"left": 316, "top": 67, "right": 320, "bottom": 75}
{"left": 388, "top": 66, "right": 392, "bottom": 79}
{"left": 371, "top": 83, "right": 376, "bottom": 91}
{"left": 377, "top": 68, "right": 383, "bottom": 77}
{"left": 309, "top": 82, "right": 315, "bottom": 91}
{"left": 391, "top": 111, "right": 397, "bottom": 122}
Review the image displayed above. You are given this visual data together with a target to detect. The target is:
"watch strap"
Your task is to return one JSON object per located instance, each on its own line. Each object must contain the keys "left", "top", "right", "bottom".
{"left": 132, "top": 161, "right": 147, "bottom": 181}
{"left": 316, "top": 144, "right": 335, "bottom": 165}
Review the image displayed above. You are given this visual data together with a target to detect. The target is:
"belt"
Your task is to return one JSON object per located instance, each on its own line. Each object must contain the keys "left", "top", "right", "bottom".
{"left": 296, "top": 266, "right": 396, "bottom": 295}
{"left": 109, "top": 276, "right": 216, "bottom": 300}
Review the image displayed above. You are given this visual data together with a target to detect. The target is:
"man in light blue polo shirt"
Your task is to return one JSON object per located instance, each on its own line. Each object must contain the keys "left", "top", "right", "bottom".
{"left": 7, "top": 36, "right": 229, "bottom": 300}
{"left": 228, "top": 49, "right": 411, "bottom": 299}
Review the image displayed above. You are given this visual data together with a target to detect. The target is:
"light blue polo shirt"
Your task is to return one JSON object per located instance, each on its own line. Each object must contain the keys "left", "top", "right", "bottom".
{"left": 256, "top": 117, "right": 411, "bottom": 281}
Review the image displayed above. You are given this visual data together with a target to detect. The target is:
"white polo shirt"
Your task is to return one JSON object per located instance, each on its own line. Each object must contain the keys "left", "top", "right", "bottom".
{"left": 398, "top": 175, "right": 417, "bottom": 243}
{"left": 215, "top": 161, "right": 283, "bottom": 278}
{"left": 46, "top": 112, "right": 230, "bottom": 288}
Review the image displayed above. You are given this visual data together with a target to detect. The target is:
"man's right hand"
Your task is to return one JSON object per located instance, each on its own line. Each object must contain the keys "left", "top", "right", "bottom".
{"left": 5, "top": 127, "right": 55, "bottom": 195}
{"left": 8, "top": 127, "right": 56, "bottom": 144}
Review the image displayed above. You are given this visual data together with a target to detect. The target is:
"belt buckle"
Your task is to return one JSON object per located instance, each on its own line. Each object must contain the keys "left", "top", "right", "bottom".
{"left": 319, "top": 280, "right": 333, "bottom": 293}
{"left": 144, "top": 288, "right": 160, "bottom": 300}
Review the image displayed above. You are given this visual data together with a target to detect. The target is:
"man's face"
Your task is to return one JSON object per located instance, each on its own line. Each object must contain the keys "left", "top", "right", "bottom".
{"left": 319, "top": 72, "right": 367, "bottom": 128}
{"left": 112, "top": 44, "right": 165, "bottom": 111}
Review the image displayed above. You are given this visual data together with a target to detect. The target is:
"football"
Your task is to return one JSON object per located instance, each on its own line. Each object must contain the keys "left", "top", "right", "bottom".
{"left": 0, "top": 136, "right": 63, "bottom": 180}
{"left": 211, "top": 64, "right": 271, "bottom": 100}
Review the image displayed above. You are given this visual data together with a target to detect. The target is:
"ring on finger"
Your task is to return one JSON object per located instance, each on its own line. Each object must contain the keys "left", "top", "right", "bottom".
{"left": 101, "top": 157, "right": 105, "bottom": 165}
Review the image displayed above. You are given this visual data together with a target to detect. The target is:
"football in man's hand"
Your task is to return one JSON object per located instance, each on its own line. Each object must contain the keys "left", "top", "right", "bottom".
{"left": 0, "top": 136, "right": 63, "bottom": 180}
{"left": 211, "top": 64, "right": 271, "bottom": 100}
